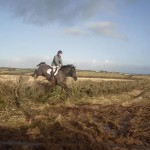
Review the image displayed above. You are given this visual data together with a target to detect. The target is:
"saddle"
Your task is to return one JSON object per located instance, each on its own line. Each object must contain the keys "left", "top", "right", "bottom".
{"left": 47, "top": 66, "right": 60, "bottom": 76}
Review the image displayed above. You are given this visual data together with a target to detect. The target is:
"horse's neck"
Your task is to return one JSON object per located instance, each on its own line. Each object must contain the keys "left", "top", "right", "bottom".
{"left": 61, "top": 67, "right": 70, "bottom": 75}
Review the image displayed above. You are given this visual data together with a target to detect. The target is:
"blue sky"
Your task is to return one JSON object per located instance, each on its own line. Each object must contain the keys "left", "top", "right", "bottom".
{"left": 0, "top": 0, "right": 150, "bottom": 74}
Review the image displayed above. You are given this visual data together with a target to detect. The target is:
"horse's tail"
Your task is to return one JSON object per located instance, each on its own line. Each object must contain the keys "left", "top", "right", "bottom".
{"left": 37, "top": 62, "right": 46, "bottom": 67}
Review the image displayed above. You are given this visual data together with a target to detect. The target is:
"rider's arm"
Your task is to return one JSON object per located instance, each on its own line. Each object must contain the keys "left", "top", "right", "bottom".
{"left": 54, "top": 55, "right": 60, "bottom": 66}
{"left": 59, "top": 57, "right": 63, "bottom": 66}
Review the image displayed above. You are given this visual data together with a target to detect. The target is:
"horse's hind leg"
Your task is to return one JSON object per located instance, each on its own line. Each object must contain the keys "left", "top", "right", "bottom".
{"left": 31, "top": 70, "right": 38, "bottom": 78}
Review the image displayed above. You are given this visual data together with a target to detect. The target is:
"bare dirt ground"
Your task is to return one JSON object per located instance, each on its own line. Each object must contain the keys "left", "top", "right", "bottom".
{"left": 0, "top": 103, "right": 149, "bottom": 150}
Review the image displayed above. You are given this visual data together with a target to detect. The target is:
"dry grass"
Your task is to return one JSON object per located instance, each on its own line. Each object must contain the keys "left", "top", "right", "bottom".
{"left": 77, "top": 71, "right": 132, "bottom": 79}
{"left": 0, "top": 75, "right": 141, "bottom": 107}
{"left": 0, "top": 74, "right": 150, "bottom": 149}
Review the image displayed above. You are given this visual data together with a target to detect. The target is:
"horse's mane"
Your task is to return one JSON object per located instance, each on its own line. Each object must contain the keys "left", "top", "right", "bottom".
{"left": 61, "top": 64, "right": 75, "bottom": 68}
{"left": 37, "top": 62, "right": 46, "bottom": 67}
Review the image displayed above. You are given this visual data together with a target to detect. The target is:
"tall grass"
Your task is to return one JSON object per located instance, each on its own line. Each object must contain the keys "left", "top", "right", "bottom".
{"left": 0, "top": 75, "right": 150, "bottom": 150}
{"left": 0, "top": 80, "right": 16, "bottom": 108}
{"left": 70, "top": 80, "right": 138, "bottom": 98}
{"left": 0, "top": 76, "right": 148, "bottom": 109}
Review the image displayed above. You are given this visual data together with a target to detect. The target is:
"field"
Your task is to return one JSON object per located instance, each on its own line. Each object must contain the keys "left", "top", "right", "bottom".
{"left": 0, "top": 68, "right": 150, "bottom": 150}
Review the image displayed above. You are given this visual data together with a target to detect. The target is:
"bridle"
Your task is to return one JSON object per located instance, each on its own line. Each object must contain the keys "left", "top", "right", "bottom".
{"left": 68, "top": 66, "right": 75, "bottom": 77}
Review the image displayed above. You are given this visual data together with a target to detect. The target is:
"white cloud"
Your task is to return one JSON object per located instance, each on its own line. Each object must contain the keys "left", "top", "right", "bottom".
{"left": 87, "top": 22, "right": 128, "bottom": 40}
{"left": 65, "top": 28, "right": 84, "bottom": 36}
{"left": 0, "top": 57, "right": 149, "bottom": 74}
{"left": 73, "top": 60, "right": 150, "bottom": 74}
{"left": 92, "top": 59, "right": 97, "bottom": 64}
{"left": 104, "top": 59, "right": 112, "bottom": 64}
{"left": 64, "top": 21, "right": 128, "bottom": 40}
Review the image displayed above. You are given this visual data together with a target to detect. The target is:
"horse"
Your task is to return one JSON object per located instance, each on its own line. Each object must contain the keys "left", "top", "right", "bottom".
{"left": 32, "top": 62, "right": 77, "bottom": 91}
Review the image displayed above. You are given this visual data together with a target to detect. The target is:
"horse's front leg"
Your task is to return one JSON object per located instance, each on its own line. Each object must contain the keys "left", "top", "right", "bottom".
{"left": 58, "top": 83, "right": 70, "bottom": 98}
{"left": 48, "top": 75, "right": 56, "bottom": 85}
{"left": 59, "top": 83, "right": 68, "bottom": 92}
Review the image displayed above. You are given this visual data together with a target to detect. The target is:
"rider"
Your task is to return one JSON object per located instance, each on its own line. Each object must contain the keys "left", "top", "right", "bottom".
{"left": 51, "top": 50, "right": 63, "bottom": 67}
{"left": 51, "top": 50, "right": 63, "bottom": 76}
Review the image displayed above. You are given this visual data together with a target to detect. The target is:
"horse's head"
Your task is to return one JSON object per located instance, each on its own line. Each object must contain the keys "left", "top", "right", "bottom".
{"left": 67, "top": 65, "right": 77, "bottom": 81}
{"left": 60, "top": 65, "right": 77, "bottom": 81}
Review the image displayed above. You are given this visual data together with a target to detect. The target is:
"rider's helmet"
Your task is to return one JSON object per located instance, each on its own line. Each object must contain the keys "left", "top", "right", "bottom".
{"left": 58, "top": 50, "right": 63, "bottom": 54}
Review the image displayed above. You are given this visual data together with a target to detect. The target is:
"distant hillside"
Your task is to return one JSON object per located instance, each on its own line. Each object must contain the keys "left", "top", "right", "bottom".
{"left": 0, "top": 67, "right": 34, "bottom": 75}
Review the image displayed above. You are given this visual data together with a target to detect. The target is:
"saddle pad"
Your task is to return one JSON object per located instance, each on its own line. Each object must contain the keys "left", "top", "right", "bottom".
{"left": 47, "top": 68, "right": 52, "bottom": 74}
{"left": 47, "top": 67, "right": 60, "bottom": 76}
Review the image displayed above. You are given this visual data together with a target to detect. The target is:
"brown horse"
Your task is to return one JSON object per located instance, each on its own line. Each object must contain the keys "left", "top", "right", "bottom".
{"left": 32, "top": 62, "right": 77, "bottom": 91}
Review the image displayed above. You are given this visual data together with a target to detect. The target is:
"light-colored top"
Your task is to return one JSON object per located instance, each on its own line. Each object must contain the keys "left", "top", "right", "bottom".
{"left": 51, "top": 55, "right": 63, "bottom": 67}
